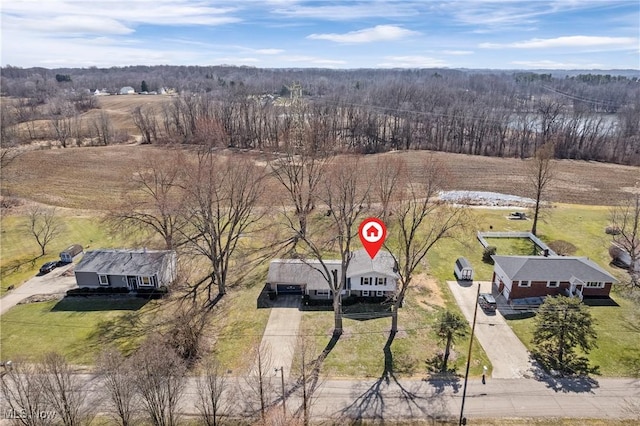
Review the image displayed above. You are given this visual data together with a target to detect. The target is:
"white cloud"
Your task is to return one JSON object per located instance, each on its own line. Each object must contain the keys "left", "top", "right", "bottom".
{"left": 273, "top": 2, "right": 423, "bottom": 20}
{"left": 480, "top": 35, "right": 638, "bottom": 49}
{"left": 3, "top": 15, "right": 134, "bottom": 36}
{"left": 1, "top": 1, "right": 241, "bottom": 31}
{"left": 307, "top": 25, "right": 419, "bottom": 43}
{"left": 378, "top": 55, "right": 449, "bottom": 68}
{"left": 284, "top": 55, "right": 347, "bottom": 65}
{"left": 511, "top": 60, "right": 605, "bottom": 69}
{"left": 254, "top": 49, "right": 285, "bottom": 55}
{"left": 442, "top": 50, "right": 473, "bottom": 55}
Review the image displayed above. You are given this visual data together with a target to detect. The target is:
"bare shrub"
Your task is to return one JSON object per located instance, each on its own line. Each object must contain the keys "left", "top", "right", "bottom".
{"left": 39, "top": 352, "right": 94, "bottom": 426}
{"left": 195, "top": 359, "right": 231, "bottom": 426}
{"left": 0, "top": 360, "right": 52, "bottom": 426}
{"left": 132, "top": 338, "right": 187, "bottom": 426}
{"left": 96, "top": 347, "right": 139, "bottom": 426}
{"left": 547, "top": 240, "right": 577, "bottom": 256}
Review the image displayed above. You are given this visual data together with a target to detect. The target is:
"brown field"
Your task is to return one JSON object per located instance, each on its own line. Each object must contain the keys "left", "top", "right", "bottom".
{"left": 2, "top": 144, "right": 638, "bottom": 210}
{"left": 95, "top": 94, "right": 172, "bottom": 135}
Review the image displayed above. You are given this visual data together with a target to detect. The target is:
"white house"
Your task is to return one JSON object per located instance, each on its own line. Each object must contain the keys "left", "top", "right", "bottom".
{"left": 266, "top": 249, "right": 398, "bottom": 300}
{"left": 119, "top": 86, "right": 135, "bottom": 95}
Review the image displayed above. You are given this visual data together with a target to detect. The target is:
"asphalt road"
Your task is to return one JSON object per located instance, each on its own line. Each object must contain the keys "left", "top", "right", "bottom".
{"left": 0, "top": 263, "right": 77, "bottom": 316}
{"left": 3, "top": 374, "right": 637, "bottom": 424}
{"left": 447, "top": 280, "right": 535, "bottom": 379}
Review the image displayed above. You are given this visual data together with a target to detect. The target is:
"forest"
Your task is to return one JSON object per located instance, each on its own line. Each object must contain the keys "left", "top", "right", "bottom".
{"left": 1, "top": 65, "right": 639, "bottom": 165}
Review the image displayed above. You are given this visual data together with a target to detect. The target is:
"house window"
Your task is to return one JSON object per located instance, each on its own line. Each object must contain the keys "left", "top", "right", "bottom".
{"left": 139, "top": 276, "right": 153, "bottom": 287}
{"left": 586, "top": 281, "right": 604, "bottom": 288}
{"left": 362, "top": 277, "right": 371, "bottom": 286}
{"left": 316, "top": 290, "right": 329, "bottom": 296}
{"left": 362, "top": 290, "right": 370, "bottom": 296}
{"left": 375, "top": 277, "right": 387, "bottom": 286}
{"left": 98, "top": 275, "right": 109, "bottom": 286}
{"left": 518, "top": 280, "right": 531, "bottom": 287}
{"left": 547, "top": 281, "right": 559, "bottom": 288}
{"left": 376, "top": 290, "right": 384, "bottom": 297}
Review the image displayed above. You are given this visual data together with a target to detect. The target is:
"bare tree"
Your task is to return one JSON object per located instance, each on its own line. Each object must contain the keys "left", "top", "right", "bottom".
{"left": 110, "top": 149, "right": 188, "bottom": 250}
{"left": 289, "top": 156, "right": 371, "bottom": 335}
{"left": 373, "top": 155, "right": 406, "bottom": 222}
{"left": 609, "top": 186, "right": 640, "bottom": 289}
{"left": 132, "top": 106, "right": 159, "bottom": 144}
{"left": 527, "top": 142, "right": 555, "bottom": 236}
{"left": 270, "top": 147, "right": 327, "bottom": 250}
{"left": 195, "top": 359, "right": 230, "bottom": 426}
{"left": 388, "top": 157, "right": 466, "bottom": 332}
{"left": 96, "top": 348, "right": 138, "bottom": 426}
{"left": 183, "top": 152, "right": 266, "bottom": 301}
{"left": 92, "top": 111, "right": 114, "bottom": 146}
{"left": 291, "top": 335, "right": 323, "bottom": 426}
{"left": 39, "top": 352, "right": 94, "bottom": 426}
{"left": 0, "top": 360, "right": 52, "bottom": 426}
{"left": 244, "top": 342, "right": 273, "bottom": 423}
{"left": 25, "top": 206, "right": 63, "bottom": 256}
{"left": 132, "top": 338, "right": 187, "bottom": 426}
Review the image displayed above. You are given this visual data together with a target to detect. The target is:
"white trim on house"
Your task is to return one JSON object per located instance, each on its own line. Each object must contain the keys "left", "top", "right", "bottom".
{"left": 586, "top": 281, "right": 605, "bottom": 288}
{"left": 547, "top": 280, "right": 560, "bottom": 288}
{"left": 518, "top": 280, "right": 531, "bottom": 287}
{"left": 99, "top": 275, "right": 109, "bottom": 286}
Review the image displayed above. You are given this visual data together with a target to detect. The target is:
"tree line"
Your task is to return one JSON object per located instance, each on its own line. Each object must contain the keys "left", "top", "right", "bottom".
{"left": 2, "top": 66, "right": 639, "bottom": 165}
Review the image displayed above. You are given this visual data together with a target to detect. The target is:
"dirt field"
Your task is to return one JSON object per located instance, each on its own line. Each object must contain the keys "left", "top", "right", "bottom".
{"left": 2, "top": 145, "right": 638, "bottom": 210}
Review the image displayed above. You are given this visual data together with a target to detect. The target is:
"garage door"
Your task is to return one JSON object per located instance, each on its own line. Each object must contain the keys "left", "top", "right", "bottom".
{"left": 277, "top": 284, "right": 304, "bottom": 294}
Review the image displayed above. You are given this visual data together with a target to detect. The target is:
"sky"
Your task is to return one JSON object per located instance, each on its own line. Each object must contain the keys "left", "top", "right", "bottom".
{"left": 1, "top": 0, "right": 639, "bottom": 70}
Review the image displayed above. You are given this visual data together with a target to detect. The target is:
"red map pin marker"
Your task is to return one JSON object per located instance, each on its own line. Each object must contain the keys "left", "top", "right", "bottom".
{"left": 359, "top": 217, "right": 387, "bottom": 259}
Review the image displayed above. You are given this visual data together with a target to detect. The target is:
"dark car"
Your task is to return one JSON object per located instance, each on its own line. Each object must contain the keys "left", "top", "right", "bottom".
{"left": 478, "top": 293, "right": 497, "bottom": 312}
{"left": 39, "top": 261, "right": 58, "bottom": 274}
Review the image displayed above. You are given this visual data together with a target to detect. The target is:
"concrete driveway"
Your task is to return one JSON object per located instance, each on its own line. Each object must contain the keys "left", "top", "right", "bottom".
{"left": 447, "top": 281, "right": 535, "bottom": 379}
{"left": 256, "top": 295, "right": 302, "bottom": 378}
{"left": 0, "top": 263, "right": 77, "bottom": 315}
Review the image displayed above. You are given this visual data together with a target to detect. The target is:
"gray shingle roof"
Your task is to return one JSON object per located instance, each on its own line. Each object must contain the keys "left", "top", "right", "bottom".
{"left": 492, "top": 255, "right": 617, "bottom": 283}
{"left": 347, "top": 249, "right": 399, "bottom": 278}
{"left": 75, "top": 249, "right": 175, "bottom": 277}
{"left": 267, "top": 249, "right": 398, "bottom": 291}
{"left": 267, "top": 259, "right": 341, "bottom": 291}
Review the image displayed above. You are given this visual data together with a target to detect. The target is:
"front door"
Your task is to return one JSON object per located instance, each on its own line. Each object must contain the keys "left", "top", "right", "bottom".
{"left": 127, "top": 276, "right": 138, "bottom": 290}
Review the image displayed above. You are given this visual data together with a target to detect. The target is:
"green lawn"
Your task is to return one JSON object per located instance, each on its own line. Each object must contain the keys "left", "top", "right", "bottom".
{"left": 425, "top": 204, "right": 638, "bottom": 378}
{"left": 300, "top": 288, "right": 491, "bottom": 378}
{"left": 211, "top": 268, "right": 272, "bottom": 373}
{"left": 508, "top": 290, "right": 640, "bottom": 377}
{"left": 0, "top": 297, "right": 151, "bottom": 364}
{"left": 0, "top": 215, "right": 153, "bottom": 295}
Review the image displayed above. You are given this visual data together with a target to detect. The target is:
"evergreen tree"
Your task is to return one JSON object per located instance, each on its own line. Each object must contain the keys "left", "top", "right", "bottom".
{"left": 532, "top": 296, "right": 598, "bottom": 376}
{"left": 436, "top": 310, "right": 467, "bottom": 372}
{"left": 141, "top": 80, "right": 149, "bottom": 92}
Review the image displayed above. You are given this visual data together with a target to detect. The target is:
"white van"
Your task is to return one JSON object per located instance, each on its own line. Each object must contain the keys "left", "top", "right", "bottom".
{"left": 454, "top": 257, "right": 474, "bottom": 281}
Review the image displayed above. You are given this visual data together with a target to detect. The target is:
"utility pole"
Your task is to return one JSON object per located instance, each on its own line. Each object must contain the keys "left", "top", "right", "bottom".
{"left": 275, "top": 366, "right": 286, "bottom": 419}
{"left": 459, "top": 283, "right": 481, "bottom": 426}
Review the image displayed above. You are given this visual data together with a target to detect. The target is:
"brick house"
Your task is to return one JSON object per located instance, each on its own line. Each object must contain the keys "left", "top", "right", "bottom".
{"left": 491, "top": 255, "right": 617, "bottom": 301}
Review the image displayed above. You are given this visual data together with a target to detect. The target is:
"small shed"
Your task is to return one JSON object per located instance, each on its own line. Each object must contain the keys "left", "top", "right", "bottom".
{"left": 454, "top": 257, "right": 474, "bottom": 281}
{"left": 60, "top": 244, "right": 83, "bottom": 263}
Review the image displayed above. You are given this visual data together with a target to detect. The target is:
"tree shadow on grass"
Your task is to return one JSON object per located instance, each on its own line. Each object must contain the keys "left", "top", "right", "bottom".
{"left": 1, "top": 255, "right": 42, "bottom": 279}
{"left": 336, "top": 332, "right": 451, "bottom": 422}
{"left": 51, "top": 296, "right": 149, "bottom": 312}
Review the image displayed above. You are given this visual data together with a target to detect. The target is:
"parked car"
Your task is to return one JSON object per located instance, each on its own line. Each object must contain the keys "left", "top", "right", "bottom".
{"left": 39, "top": 261, "right": 58, "bottom": 274}
{"left": 478, "top": 293, "right": 497, "bottom": 312}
